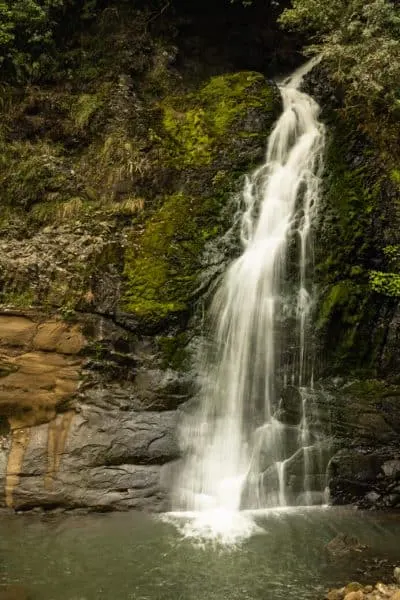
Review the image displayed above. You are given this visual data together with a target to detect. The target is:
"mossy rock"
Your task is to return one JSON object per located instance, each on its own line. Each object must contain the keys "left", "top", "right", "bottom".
{"left": 0, "top": 64, "right": 278, "bottom": 329}
{"left": 328, "top": 378, "right": 400, "bottom": 443}
{"left": 161, "top": 72, "right": 279, "bottom": 168}
{"left": 123, "top": 192, "right": 207, "bottom": 320}
{"left": 315, "top": 114, "right": 400, "bottom": 376}
{"left": 121, "top": 72, "right": 279, "bottom": 326}
{"left": 122, "top": 187, "right": 234, "bottom": 324}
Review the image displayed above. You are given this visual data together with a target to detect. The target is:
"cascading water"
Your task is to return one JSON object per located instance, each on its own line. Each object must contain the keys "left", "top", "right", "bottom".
{"left": 172, "top": 61, "right": 329, "bottom": 529}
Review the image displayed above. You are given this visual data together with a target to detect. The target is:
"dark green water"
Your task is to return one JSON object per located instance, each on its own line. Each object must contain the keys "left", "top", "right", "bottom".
{"left": 0, "top": 508, "right": 399, "bottom": 600}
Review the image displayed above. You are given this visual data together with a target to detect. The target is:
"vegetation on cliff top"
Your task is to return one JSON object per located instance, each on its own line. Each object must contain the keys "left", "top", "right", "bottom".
{"left": 280, "top": 0, "right": 400, "bottom": 120}
{"left": 0, "top": 0, "right": 99, "bottom": 82}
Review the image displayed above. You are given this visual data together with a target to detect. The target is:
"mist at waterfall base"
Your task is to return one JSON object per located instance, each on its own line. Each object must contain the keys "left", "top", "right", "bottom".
{"left": 170, "top": 61, "right": 331, "bottom": 542}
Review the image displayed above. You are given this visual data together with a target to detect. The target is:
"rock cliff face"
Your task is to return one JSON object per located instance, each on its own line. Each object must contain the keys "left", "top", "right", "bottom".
{"left": 305, "top": 68, "right": 400, "bottom": 509}
{"left": 0, "top": 4, "right": 399, "bottom": 512}
{"left": 0, "top": 5, "right": 281, "bottom": 510}
{"left": 304, "top": 379, "right": 400, "bottom": 510}
{"left": 0, "top": 312, "right": 184, "bottom": 511}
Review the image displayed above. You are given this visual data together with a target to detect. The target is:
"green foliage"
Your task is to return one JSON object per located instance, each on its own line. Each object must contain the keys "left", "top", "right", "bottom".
{"left": 71, "top": 93, "right": 104, "bottom": 130}
{"left": 0, "top": 0, "right": 62, "bottom": 80}
{"left": 0, "top": 288, "right": 34, "bottom": 307}
{"left": 0, "top": 0, "right": 99, "bottom": 83}
{"left": 280, "top": 0, "right": 400, "bottom": 117}
{"left": 369, "top": 270, "right": 400, "bottom": 296}
{"left": 0, "top": 140, "right": 73, "bottom": 209}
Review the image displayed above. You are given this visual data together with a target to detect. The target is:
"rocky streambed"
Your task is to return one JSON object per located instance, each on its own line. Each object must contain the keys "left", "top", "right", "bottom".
{"left": 326, "top": 575, "right": 400, "bottom": 600}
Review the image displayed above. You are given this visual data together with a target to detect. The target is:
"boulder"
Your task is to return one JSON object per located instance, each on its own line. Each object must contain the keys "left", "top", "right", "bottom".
{"left": 344, "top": 592, "right": 363, "bottom": 600}
{"left": 326, "top": 534, "right": 366, "bottom": 557}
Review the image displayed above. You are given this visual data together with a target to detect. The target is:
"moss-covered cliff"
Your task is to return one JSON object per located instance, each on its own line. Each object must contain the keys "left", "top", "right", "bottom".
{"left": 0, "top": 18, "right": 279, "bottom": 326}
{"left": 305, "top": 69, "right": 400, "bottom": 509}
{"left": 314, "top": 109, "right": 400, "bottom": 379}
{"left": 296, "top": 61, "right": 400, "bottom": 383}
{"left": 0, "top": 4, "right": 281, "bottom": 511}
{"left": 123, "top": 72, "right": 278, "bottom": 323}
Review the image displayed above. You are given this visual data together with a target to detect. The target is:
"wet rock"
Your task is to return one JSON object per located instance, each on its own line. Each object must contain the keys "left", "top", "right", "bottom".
{"left": 276, "top": 386, "right": 303, "bottom": 425}
{"left": 326, "top": 534, "right": 366, "bottom": 557}
{"left": 9, "top": 407, "right": 179, "bottom": 511}
{"left": 328, "top": 446, "right": 400, "bottom": 509}
{"left": 0, "top": 310, "right": 181, "bottom": 512}
{"left": 325, "top": 582, "right": 400, "bottom": 600}
{"left": 344, "top": 592, "right": 364, "bottom": 600}
{"left": 321, "top": 378, "right": 400, "bottom": 509}
{"left": 326, "top": 590, "right": 345, "bottom": 600}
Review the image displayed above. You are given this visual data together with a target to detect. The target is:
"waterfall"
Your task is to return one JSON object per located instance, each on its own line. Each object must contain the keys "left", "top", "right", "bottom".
{"left": 173, "top": 61, "right": 328, "bottom": 517}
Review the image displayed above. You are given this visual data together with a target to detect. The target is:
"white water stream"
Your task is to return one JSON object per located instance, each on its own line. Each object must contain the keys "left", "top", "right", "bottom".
{"left": 173, "top": 61, "right": 328, "bottom": 535}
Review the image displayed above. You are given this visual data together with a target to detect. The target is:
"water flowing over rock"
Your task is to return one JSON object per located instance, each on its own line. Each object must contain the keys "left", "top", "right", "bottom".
{"left": 0, "top": 1, "right": 399, "bottom": 515}
{"left": 173, "top": 60, "right": 331, "bottom": 513}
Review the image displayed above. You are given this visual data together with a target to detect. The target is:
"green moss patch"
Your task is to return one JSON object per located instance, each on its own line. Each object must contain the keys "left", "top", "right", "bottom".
{"left": 162, "top": 72, "right": 276, "bottom": 167}
{"left": 122, "top": 192, "right": 223, "bottom": 321}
